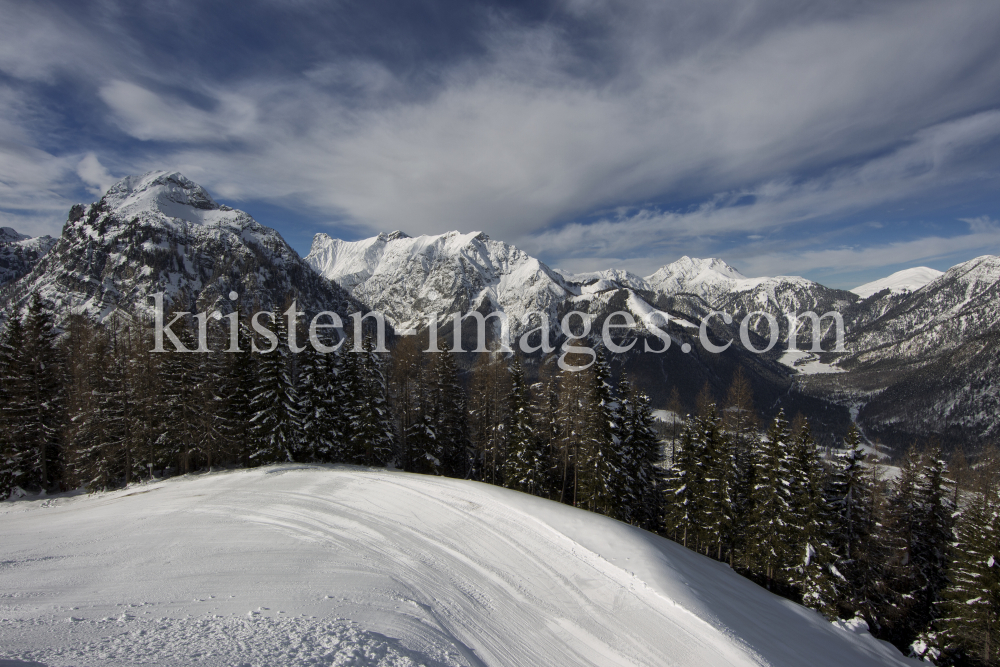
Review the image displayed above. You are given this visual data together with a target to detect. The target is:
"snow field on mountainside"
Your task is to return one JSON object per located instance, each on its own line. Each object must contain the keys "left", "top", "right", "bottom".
{"left": 1, "top": 466, "right": 916, "bottom": 667}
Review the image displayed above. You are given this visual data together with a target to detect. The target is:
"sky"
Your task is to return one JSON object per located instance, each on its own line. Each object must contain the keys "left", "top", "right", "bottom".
{"left": 1, "top": 0, "right": 1000, "bottom": 288}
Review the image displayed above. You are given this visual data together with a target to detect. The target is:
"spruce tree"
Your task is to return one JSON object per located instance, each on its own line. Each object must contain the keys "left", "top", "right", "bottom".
{"left": 248, "top": 311, "right": 299, "bottom": 465}
{"left": 749, "top": 411, "right": 794, "bottom": 586}
{"left": 504, "top": 357, "right": 544, "bottom": 494}
{"left": 663, "top": 419, "right": 705, "bottom": 549}
{"left": 934, "top": 479, "right": 999, "bottom": 665}
{"left": 577, "top": 350, "right": 619, "bottom": 516}
{"left": 2, "top": 295, "right": 66, "bottom": 492}
{"left": 787, "top": 419, "right": 839, "bottom": 618}
{"left": 431, "top": 350, "right": 470, "bottom": 477}
{"left": 616, "top": 377, "right": 663, "bottom": 529}
{"left": 349, "top": 334, "right": 394, "bottom": 467}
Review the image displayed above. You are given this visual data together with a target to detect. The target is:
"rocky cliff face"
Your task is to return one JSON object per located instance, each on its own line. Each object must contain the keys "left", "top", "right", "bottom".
{"left": 1, "top": 172, "right": 361, "bottom": 324}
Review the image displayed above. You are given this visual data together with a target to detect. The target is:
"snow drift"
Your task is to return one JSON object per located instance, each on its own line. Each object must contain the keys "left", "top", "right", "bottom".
{"left": 0, "top": 465, "right": 915, "bottom": 666}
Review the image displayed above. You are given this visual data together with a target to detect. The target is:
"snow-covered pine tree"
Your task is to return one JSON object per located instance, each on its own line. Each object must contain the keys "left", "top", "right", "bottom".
{"left": 248, "top": 309, "right": 299, "bottom": 465}
{"left": 615, "top": 377, "right": 663, "bottom": 530}
{"left": 749, "top": 410, "right": 794, "bottom": 586}
{"left": 403, "top": 360, "right": 437, "bottom": 475}
{"left": 2, "top": 295, "right": 67, "bottom": 492}
{"left": 881, "top": 446, "right": 924, "bottom": 642}
{"left": 348, "top": 334, "right": 395, "bottom": 467}
{"left": 388, "top": 336, "right": 423, "bottom": 472}
{"left": 297, "top": 343, "right": 341, "bottom": 462}
{"left": 155, "top": 311, "right": 211, "bottom": 473}
{"left": 577, "top": 349, "right": 620, "bottom": 517}
{"left": 0, "top": 312, "right": 27, "bottom": 498}
{"left": 827, "top": 425, "right": 890, "bottom": 630}
{"left": 933, "top": 477, "right": 999, "bottom": 665}
{"left": 723, "top": 367, "right": 758, "bottom": 568}
{"left": 663, "top": 418, "right": 704, "bottom": 549}
{"left": 909, "top": 447, "right": 955, "bottom": 641}
{"left": 787, "top": 418, "right": 840, "bottom": 618}
{"left": 218, "top": 319, "right": 257, "bottom": 467}
{"left": 503, "top": 357, "right": 545, "bottom": 494}
{"left": 431, "top": 350, "right": 471, "bottom": 478}
{"left": 700, "top": 404, "right": 734, "bottom": 560}
{"left": 64, "top": 322, "right": 127, "bottom": 490}
{"left": 469, "top": 350, "right": 510, "bottom": 486}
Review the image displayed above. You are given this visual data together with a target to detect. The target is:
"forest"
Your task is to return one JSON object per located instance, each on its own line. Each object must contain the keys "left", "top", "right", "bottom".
{"left": 1, "top": 295, "right": 998, "bottom": 666}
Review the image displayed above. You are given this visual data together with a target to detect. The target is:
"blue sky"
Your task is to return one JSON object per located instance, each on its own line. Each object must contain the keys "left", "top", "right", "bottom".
{"left": 2, "top": 0, "right": 1000, "bottom": 288}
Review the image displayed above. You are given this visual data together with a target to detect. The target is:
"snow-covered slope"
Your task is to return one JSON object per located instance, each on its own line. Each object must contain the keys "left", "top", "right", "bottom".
{"left": 0, "top": 226, "right": 30, "bottom": 243}
{"left": 306, "top": 230, "right": 571, "bottom": 336}
{"left": 1, "top": 172, "right": 359, "bottom": 323}
{"left": 643, "top": 256, "right": 749, "bottom": 302}
{"left": 0, "top": 465, "right": 913, "bottom": 667}
{"left": 850, "top": 267, "right": 944, "bottom": 299}
{"left": 0, "top": 231, "right": 56, "bottom": 287}
{"left": 844, "top": 255, "right": 1000, "bottom": 365}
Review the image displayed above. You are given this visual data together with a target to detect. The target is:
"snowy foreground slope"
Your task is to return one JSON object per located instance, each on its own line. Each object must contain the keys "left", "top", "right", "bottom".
{"left": 0, "top": 466, "right": 914, "bottom": 667}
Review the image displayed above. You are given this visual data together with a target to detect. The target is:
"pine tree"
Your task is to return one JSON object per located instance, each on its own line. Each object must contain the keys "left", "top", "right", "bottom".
{"left": 469, "top": 350, "right": 509, "bottom": 485}
{"left": 297, "top": 344, "right": 341, "bottom": 462}
{"left": 348, "top": 334, "right": 394, "bottom": 467}
{"left": 503, "top": 357, "right": 544, "bottom": 494}
{"left": 431, "top": 350, "right": 471, "bottom": 477}
{"left": 910, "top": 447, "right": 955, "bottom": 640}
{"left": 1, "top": 295, "right": 66, "bottom": 492}
{"left": 934, "top": 479, "right": 1000, "bottom": 665}
{"left": 663, "top": 419, "right": 704, "bottom": 549}
{"left": 218, "top": 319, "right": 257, "bottom": 466}
{"left": 248, "top": 310, "right": 299, "bottom": 465}
{"left": 787, "top": 418, "right": 839, "bottom": 618}
{"left": 616, "top": 377, "right": 663, "bottom": 529}
{"left": 724, "top": 368, "right": 758, "bottom": 570}
{"left": 576, "top": 350, "right": 620, "bottom": 516}
{"left": 0, "top": 313, "right": 27, "bottom": 497}
{"left": 749, "top": 411, "right": 794, "bottom": 586}
{"left": 827, "top": 425, "right": 890, "bottom": 630}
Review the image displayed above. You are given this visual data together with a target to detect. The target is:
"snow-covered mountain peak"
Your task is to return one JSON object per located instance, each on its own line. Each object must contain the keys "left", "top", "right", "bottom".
{"left": 1, "top": 173, "right": 357, "bottom": 324}
{"left": 851, "top": 266, "right": 944, "bottom": 298}
{"left": 0, "top": 226, "right": 30, "bottom": 243}
{"left": 306, "top": 229, "right": 568, "bottom": 333}
{"left": 101, "top": 170, "right": 226, "bottom": 225}
{"left": 644, "top": 256, "right": 747, "bottom": 294}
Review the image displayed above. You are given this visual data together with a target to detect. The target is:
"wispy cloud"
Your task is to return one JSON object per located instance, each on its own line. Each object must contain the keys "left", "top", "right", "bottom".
{"left": 0, "top": 0, "right": 999, "bottom": 285}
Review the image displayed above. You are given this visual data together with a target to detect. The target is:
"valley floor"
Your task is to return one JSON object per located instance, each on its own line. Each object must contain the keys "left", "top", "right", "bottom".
{"left": 0, "top": 465, "right": 914, "bottom": 666}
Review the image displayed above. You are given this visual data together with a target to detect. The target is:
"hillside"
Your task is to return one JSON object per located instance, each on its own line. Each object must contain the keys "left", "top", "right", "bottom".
{"left": 0, "top": 466, "right": 914, "bottom": 667}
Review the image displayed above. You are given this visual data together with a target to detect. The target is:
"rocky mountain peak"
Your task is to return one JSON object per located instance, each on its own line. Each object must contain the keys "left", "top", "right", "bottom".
{"left": 101, "top": 171, "right": 223, "bottom": 224}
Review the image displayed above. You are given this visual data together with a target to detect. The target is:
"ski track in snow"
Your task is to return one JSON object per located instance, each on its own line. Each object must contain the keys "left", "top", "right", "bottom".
{"left": 0, "top": 466, "right": 916, "bottom": 667}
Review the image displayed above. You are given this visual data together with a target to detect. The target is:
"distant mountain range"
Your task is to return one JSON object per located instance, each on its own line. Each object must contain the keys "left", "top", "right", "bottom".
{"left": 2, "top": 172, "right": 996, "bottom": 451}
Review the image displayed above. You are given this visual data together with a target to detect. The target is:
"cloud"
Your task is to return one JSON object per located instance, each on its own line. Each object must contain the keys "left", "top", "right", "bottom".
{"left": 1, "top": 0, "right": 1000, "bottom": 279}
{"left": 523, "top": 110, "right": 1000, "bottom": 273}
{"left": 76, "top": 152, "right": 115, "bottom": 197}
{"left": 99, "top": 81, "right": 258, "bottom": 142}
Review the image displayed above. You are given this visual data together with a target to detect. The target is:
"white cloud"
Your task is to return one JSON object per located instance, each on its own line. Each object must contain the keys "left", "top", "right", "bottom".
{"left": 99, "top": 81, "right": 258, "bottom": 142}
{"left": 76, "top": 152, "right": 115, "bottom": 197}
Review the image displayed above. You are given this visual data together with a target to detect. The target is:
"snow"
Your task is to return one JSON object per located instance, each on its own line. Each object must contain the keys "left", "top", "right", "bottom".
{"left": 305, "top": 231, "right": 570, "bottom": 336}
{"left": 778, "top": 349, "right": 845, "bottom": 375}
{"left": 850, "top": 267, "right": 944, "bottom": 299}
{"left": 1, "top": 465, "right": 916, "bottom": 667}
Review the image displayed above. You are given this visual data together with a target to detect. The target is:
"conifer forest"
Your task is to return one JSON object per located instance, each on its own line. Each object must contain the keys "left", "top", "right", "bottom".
{"left": 2, "top": 297, "right": 999, "bottom": 666}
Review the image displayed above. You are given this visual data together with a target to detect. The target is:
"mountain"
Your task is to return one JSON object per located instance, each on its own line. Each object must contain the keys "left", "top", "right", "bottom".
{"left": 306, "top": 230, "right": 572, "bottom": 338}
{"left": 792, "top": 255, "right": 1000, "bottom": 447}
{"left": 0, "top": 465, "right": 915, "bottom": 667}
{"left": 0, "top": 226, "right": 30, "bottom": 243}
{"left": 1, "top": 172, "right": 361, "bottom": 325}
{"left": 850, "top": 266, "right": 943, "bottom": 299}
{"left": 0, "top": 230, "right": 56, "bottom": 287}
